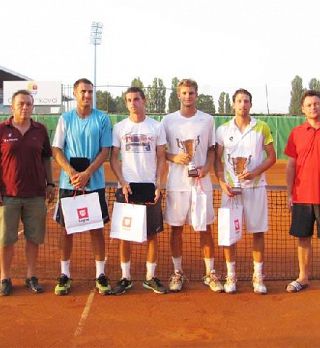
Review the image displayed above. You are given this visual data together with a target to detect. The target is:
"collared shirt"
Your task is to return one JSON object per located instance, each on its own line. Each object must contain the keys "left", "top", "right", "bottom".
{"left": 0, "top": 117, "right": 52, "bottom": 197}
{"left": 285, "top": 121, "right": 320, "bottom": 203}
{"left": 216, "top": 116, "right": 273, "bottom": 188}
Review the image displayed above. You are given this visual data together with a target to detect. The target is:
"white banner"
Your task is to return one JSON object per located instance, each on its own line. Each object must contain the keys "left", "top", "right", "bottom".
{"left": 3, "top": 81, "right": 62, "bottom": 106}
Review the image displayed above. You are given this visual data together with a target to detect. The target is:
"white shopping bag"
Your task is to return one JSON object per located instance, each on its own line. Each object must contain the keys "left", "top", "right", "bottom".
{"left": 191, "top": 181, "right": 207, "bottom": 231}
{"left": 110, "top": 202, "right": 147, "bottom": 243}
{"left": 60, "top": 192, "right": 103, "bottom": 234}
{"left": 218, "top": 200, "right": 243, "bottom": 246}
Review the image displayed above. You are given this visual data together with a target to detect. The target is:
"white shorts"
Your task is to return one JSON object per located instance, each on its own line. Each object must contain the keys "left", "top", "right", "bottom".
{"left": 221, "top": 187, "right": 268, "bottom": 233}
{"left": 164, "top": 191, "right": 214, "bottom": 227}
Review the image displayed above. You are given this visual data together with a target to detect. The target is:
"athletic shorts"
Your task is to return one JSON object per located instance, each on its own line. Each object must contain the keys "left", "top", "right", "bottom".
{"left": 164, "top": 190, "right": 214, "bottom": 227}
{"left": 221, "top": 186, "right": 268, "bottom": 233}
{"left": 0, "top": 196, "right": 46, "bottom": 247}
{"left": 55, "top": 188, "right": 109, "bottom": 227}
{"left": 115, "top": 189, "right": 163, "bottom": 236}
{"left": 290, "top": 203, "right": 320, "bottom": 238}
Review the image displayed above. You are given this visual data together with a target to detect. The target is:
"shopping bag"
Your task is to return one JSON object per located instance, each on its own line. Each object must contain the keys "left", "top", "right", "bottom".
{"left": 110, "top": 202, "right": 147, "bottom": 243}
{"left": 191, "top": 181, "right": 207, "bottom": 231}
{"left": 60, "top": 192, "right": 103, "bottom": 234}
{"left": 218, "top": 200, "right": 243, "bottom": 246}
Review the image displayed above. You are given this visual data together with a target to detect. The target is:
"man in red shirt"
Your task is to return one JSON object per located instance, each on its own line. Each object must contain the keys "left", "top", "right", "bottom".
{"left": 0, "top": 90, "right": 54, "bottom": 296}
{"left": 285, "top": 90, "right": 320, "bottom": 292}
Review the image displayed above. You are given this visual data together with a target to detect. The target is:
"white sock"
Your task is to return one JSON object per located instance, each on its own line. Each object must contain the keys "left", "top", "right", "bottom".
{"left": 95, "top": 260, "right": 105, "bottom": 278}
{"left": 61, "top": 260, "right": 71, "bottom": 278}
{"left": 226, "top": 261, "right": 236, "bottom": 277}
{"left": 253, "top": 261, "right": 263, "bottom": 276}
{"left": 146, "top": 262, "right": 157, "bottom": 280}
{"left": 172, "top": 256, "right": 182, "bottom": 273}
{"left": 121, "top": 261, "right": 131, "bottom": 280}
{"left": 204, "top": 258, "right": 214, "bottom": 275}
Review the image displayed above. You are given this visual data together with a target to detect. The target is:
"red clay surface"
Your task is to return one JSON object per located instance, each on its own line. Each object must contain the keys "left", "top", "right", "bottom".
{"left": 4, "top": 160, "right": 317, "bottom": 348}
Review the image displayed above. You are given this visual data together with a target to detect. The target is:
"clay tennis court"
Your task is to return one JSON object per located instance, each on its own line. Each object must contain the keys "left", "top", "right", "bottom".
{"left": 2, "top": 161, "right": 320, "bottom": 347}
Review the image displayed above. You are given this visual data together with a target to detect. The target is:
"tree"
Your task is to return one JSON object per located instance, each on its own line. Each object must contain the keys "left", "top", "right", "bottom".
{"left": 168, "top": 77, "right": 180, "bottom": 112}
{"left": 96, "top": 90, "right": 117, "bottom": 112}
{"left": 225, "top": 93, "right": 232, "bottom": 114}
{"left": 197, "top": 94, "right": 215, "bottom": 115}
{"left": 146, "top": 78, "right": 166, "bottom": 113}
{"left": 309, "top": 78, "right": 320, "bottom": 91}
{"left": 131, "top": 77, "right": 144, "bottom": 88}
{"left": 218, "top": 92, "right": 225, "bottom": 114}
{"left": 114, "top": 94, "right": 127, "bottom": 114}
{"left": 289, "top": 75, "right": 305, "bottom": 115}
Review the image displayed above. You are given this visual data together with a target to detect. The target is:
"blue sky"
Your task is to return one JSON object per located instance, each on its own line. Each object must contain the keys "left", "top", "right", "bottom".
{"left": 2, "top": 0, "right": 320, "bottom": 113}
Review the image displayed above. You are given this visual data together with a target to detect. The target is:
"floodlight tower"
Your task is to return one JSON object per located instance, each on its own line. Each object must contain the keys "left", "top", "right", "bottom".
{"left": 90, "top": 21, "right": 103, "bottom": 108}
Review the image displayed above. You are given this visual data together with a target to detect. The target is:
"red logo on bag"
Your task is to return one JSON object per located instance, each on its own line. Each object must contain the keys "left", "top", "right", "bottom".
{"left": 122, "top": 217, "right": 132, "bottom": 228}
{"left": 234, "top": 219, "right": 240, "bottom": 232}
{"left": 77, "top": 207, "right": 89, "bottom": 220}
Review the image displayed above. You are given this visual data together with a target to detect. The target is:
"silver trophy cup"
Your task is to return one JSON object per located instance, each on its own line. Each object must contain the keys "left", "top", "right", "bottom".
{"left": 176, "top": 137, "right": 200, "bottom": 177}
{"left": 227, "top": 155, "right": 252, "bottom": 194}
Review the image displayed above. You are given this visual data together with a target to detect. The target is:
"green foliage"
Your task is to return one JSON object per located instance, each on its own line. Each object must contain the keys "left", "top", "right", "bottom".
{"left": 168, "top": 77, "right": 180, "bottom": 113}
{"left": 218, "top": 92, "right": 225, "bottom": 113}
{"left": 289, "top": 75, "right": 305, "bottom": 115}
{"left": 96, "top": 90, "right": 117, "bottom": 112}
{"left": 309, "top": 78, "right": 320, "bottom": 91}
{"left": 131, "top": 77, "right": 144, "bottom": 88}
{"left": 225, "top": 93, "right": 232, "bottom": 114}
{"left": 197, "top": 94, "right": 215, "bottom": 115}
{"left": 114, "top": 94, "right": 127, "bottom": 114}
{"left": 146, "top": 78, "right": 166, "bottom": 113}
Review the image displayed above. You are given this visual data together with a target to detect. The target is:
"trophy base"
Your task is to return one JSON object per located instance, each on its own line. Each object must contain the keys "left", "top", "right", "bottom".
{"left": 188, "top": 168, "right": 199, "bottom": 177}
{"left": 231, "top": 186, "right": 242, "bottom": 195}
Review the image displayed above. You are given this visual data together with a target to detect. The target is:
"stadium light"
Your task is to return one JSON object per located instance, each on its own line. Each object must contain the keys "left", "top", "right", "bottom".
{"left": 90, "top": 21, "right": 103, "bottom": 109}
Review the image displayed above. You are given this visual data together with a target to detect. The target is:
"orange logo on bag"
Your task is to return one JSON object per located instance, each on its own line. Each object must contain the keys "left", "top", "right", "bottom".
{"left": 234, "top": 219, "right": 240, "bottom": 232}
{"left": 122, "top": 217, "right": 132, "bottom": 228}
{"left": 77, "top": 207, "right": 89, "bottom": 220}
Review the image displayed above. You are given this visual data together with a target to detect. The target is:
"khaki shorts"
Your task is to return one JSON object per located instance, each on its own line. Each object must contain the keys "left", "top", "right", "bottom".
{"left": 164, "top": 190, "right": 214, "bottom": 227}
{"left": 0, "top": 196, "right": 47, "bottom": 247}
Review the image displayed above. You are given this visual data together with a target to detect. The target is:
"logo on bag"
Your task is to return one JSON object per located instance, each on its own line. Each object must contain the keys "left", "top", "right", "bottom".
{"left": 234, "top": 219, "right": 240, "bottom": 232}
{"left": 122, "top": 216, "right": 132, "bottom": 229}
{"left": 77, "top": 207, "right": 90, "bottom": 222}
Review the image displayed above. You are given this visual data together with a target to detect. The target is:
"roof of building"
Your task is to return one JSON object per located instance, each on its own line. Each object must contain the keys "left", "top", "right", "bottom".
{"left": 0, "top": 65, "right": 31, "bottom": 89}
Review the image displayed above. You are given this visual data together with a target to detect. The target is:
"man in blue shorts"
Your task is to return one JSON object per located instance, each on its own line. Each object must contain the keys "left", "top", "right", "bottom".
{"left": 285, "top": 90, "right": 320, "bottom": 293}
{"left": 52, "top": 78, "right": 112, "bottom": 296}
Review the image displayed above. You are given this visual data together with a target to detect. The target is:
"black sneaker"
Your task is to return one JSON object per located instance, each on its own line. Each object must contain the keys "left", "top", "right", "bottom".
{"left": 112, "top": 278, "right": 133, "bottom": 295}
{"left": 96, "top": 274, "right": 112, "bottom": 295}
{"left": 0, "top": 278, "right": 13, "bottom": 296}
{"left": 143, "top": 277, "right": 167, "bottom": 294}
{"left": 54, "top": 274, "right": 72, "bottom": 296}
{"left": 25, "top": 276, "right": 44, "bottom": 293}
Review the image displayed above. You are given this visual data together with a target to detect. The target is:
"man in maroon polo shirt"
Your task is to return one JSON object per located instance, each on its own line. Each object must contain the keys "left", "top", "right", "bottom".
{"left": 285, "top": 89, "right": 320, "bottom": 293}
{"left": 0, "top": 89, "right": 54, "bottom": 296}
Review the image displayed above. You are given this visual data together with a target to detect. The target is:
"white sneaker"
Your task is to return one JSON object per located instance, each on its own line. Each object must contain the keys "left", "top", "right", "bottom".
{"left": 203, "top": 271, "right": 224, "bottom": 292}
{"left": 224, "top": 275, "right": 237, "bottom": 294}
{"left": 169, "top": 271, "right": 185, "bottom": 292}
{"left": 252, "top": 274, "right": 267, "bottom": 294}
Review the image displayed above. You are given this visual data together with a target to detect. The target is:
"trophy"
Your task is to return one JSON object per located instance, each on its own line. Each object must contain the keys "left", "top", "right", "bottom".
{"left": 176, "top": 136, "right": 200, "bottom": 177}
{"left": 227, "top": 154, "right": 252, "bottom": 194}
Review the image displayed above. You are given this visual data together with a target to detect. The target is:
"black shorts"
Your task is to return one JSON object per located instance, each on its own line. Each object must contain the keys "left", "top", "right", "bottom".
{"left": 290, "top": 203, "right": 320, "bottom": 238}
{"left": 55, "top": 188, "right": 109, "bottom": 227}
{"left": 115, "top": 189, "right": 163, "bottom": 237}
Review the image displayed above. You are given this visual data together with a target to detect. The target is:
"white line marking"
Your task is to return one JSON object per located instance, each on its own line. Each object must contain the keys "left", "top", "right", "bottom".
{"left": 74, "top": 290, "right": 95, "bottom": 337}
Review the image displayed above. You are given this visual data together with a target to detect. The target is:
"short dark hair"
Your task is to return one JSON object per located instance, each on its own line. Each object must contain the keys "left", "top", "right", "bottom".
{"left": 73, "top": 78, "right": 93, "bottom": 89}
{"left": 11, "top": 89, "right": 34, "bottom": 104}
{"left": 301, "top": 90, "right": 320, "bottom": 106}
{"left": 125, "top": 86, "right": 146, "bottom": 100}
{"left": 232, "top": 88, "right": 252, "bottom": 103}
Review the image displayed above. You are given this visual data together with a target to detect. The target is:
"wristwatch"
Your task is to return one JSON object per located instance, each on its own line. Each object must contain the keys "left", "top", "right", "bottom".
{"left": 47, "top": 182, "right": 56, "bottom": 187}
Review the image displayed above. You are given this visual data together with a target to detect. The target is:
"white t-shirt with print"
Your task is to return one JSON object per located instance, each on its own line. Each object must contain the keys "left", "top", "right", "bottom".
{"left": 112, "top": 116, "right": 166, "bottom": 185}
{"left": 216, "top": 117, "right": 273, "bottom": 188}
{"left": 161, "top": 110, "right": 215, "bottom": 192}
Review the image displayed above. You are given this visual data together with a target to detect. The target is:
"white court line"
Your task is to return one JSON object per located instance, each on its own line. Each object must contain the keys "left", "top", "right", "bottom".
{"left": 74, "top": 290, "right": 95, "bottom": 337}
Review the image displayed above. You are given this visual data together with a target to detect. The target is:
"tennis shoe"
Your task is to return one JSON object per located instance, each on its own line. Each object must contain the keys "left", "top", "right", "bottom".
{"left": 143, "top": 277, "right": 167, "bottom": 294}
{"left": 203, "top": 271, "right": 224, "bottom": 292}
{"left": 224, "top": 275, "right": 237, "bottom": 294}
{"left": 112, "top": 278, "right": 133, "bottom": 295}
{"left": 169, "top": 271, "right": 185, "bottom": 292}
{"left": 252, "top": 274, "right": 267, "bottom": 294}
{"left": 96, "top": 274, "right": 112, "bottom": 295}
{"left": 54, "top": 274, "right": 72, "bottom": 296}
{"left": 26, "top": 276, "right": 44, "bottom": 293}
{"left": 0, "top": 278, "right": 12, "bottom": 296}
